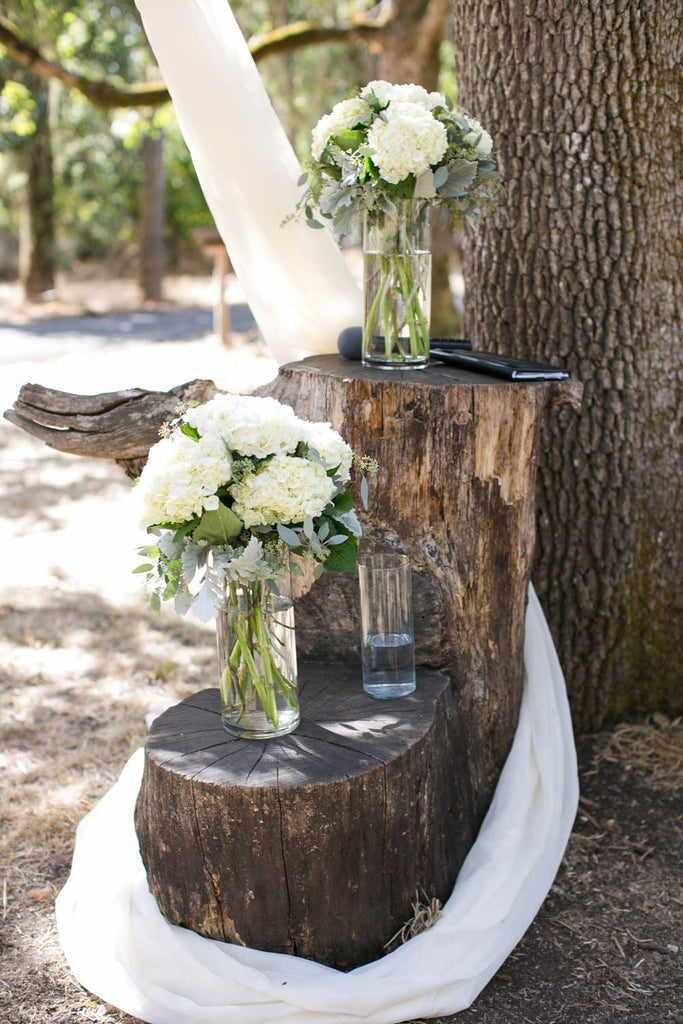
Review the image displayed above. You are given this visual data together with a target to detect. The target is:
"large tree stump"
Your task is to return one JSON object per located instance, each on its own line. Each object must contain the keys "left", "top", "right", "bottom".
{"left": 5, "top": 355, "right": 581, "bottom": 926}
{"left": 257, "top": 355, "right": 581, "bottom": 836}
{"left": 135, "top": 662, "right": 459, "bottom": 970}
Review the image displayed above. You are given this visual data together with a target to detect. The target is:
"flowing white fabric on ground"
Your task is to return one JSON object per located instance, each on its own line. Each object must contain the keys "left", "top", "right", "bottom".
{"left": 55, "top": 585, "right": 578, "bottom": 1024}
{"left": 134, "top": 0, "right": 361, "bottom": 365}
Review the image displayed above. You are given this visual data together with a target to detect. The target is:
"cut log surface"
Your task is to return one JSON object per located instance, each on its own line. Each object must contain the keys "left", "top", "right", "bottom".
{"left": 135, "top": 662, "right": 462, "bottom": 970}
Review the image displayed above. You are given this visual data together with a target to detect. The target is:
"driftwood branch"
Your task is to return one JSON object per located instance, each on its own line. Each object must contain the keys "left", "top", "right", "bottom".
{"left": 3, "top": 379, "right": 217, "bottom": 478}
{"left": 0, "top": 15, "right": 391, "bottom": 110}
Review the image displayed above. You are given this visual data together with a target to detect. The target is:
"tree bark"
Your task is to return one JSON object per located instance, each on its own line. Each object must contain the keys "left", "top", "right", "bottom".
{"left": 451, "top": 0, "right": 683, "bottom": 729}
{"left": 135, "top": 664, "right": 460, "bottom": 970}
{"left": 138, "top": 131, "right": 165, "bottom": 302}
{"left": 19, "top": 74, "right": 55, "bottom": 301}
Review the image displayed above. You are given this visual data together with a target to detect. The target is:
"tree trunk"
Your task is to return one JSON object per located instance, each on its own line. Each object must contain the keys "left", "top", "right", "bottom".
{"left": 379, "top": 0, "right": 459, "bottom": 335}
{"left": 258, "top": 355, "right": 581, "bottom": 829}
{"left": 135, "top": 664, "right": 459, "bottom": 970}
{"left": 19, "top": 74, "right": 55, "bottom": 301}
{"left": 451, "top": 0, "right": 683, "bottom": 729}
{"left": 138, "top": 131, "right": 165, "bottom": 302}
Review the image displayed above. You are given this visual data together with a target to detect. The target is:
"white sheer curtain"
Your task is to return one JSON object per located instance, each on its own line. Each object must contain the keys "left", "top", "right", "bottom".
{"left": 135, "top": 0, "right": 362, "bottom": 364}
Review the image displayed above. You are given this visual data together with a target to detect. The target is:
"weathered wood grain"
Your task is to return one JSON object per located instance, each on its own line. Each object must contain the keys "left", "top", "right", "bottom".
{"left": 3, "top": 379, "right": 217, "bottom": 474}
{"left": 135, "top": 662, "right": 463, "bottom": 970}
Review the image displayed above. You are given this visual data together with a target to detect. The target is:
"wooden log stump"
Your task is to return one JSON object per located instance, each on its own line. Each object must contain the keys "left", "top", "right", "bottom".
{"left": 135, "top": 661, "right": 459, "bottom": 970}
{"left": 5, "top": 355, "right": 582, "bottom": 933}
{"left": 256, "top": 356, "right": 581, "bottom": 842}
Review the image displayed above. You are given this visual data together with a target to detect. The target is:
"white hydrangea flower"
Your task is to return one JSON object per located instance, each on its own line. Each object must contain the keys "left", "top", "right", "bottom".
{"left": 185, "top": 393, "right": 303, "bottom": 459}
{"left": 361, "top": 80, "right": 446, "bottom": 111}
{"left": 462, "top": 119, "right": 493, "bottom": 158}
{"left": 311, "top": 97, "right": 372, "bottom": 160}
{"left": 389, "top": 83, "right": 446, "bottom": 109}
{"left": 230, "top": 455, "right": 335, "bottom": 528}
{"left": 302, "top": 421, "right": 353, "bottom": 482}
{"left": 136, "top": 432, "right": 232, "bottom": 527}
{"left": 223, "top": 536, "right": 266, "bottom": 584}
{"left": 360, "top": 79, "right": 396, "bottom": 107}
{"left": 367, "top": 103, "right": 448, "bottom": 184}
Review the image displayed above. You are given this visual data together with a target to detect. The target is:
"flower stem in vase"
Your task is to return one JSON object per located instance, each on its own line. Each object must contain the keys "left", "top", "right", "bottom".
{"left": 218, "top": 569, "right": 299, "bottom": 740}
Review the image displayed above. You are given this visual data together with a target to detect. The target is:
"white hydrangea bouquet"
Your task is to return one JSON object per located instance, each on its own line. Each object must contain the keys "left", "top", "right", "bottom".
{"left": 295, "top": 80, "right": 499, "bottom": 368}
{"left": 133, "top": 393, "right": 369, "bottom": 739}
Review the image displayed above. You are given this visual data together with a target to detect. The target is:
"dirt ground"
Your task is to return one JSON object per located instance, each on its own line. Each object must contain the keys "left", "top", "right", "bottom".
{"left": 0, "top": 314, "right": 681, "bottom": 1024}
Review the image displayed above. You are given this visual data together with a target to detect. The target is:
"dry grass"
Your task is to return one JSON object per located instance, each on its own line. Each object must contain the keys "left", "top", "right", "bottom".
{"left": 384, "top": 889, "right": 443, "bottom": 951}
{"left": 593, "top": 714, "right": 683, "bottom": 792}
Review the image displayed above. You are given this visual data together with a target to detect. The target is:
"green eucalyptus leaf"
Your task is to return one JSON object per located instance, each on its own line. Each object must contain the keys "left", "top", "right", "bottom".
{"left": 360, "top": 476, "right": 369, "bottom": 511}
{"left": 318, "top": 521, "right": 330, "bottom": 542}
{"left": 297, "top": 172, "right": 309, "bottom": 186}
{"left": 306, "top": 218, "right": 325, "bottom": 230}
{"left": 433, "top": 165, "right": 449, "bottom": 188}
{"left": 133, "top": 563, "right": 153, "bottom": 574}
{"left": 138, "top": 545, "right": 160, "bottom": 559}
{"left": 277, "top": 523, "right": 302, "bottom": 548}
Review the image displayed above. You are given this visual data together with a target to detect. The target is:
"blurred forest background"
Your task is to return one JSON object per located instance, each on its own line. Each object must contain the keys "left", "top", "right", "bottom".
{"left": 0, "top": 0, "right": 458, "bottom": 322}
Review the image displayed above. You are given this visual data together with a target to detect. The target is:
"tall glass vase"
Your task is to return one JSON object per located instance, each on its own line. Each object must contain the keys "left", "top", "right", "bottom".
{"left": 362, "top": 199, "right": 432, "bottom": 370}
{"left": 216, "top": 562, "right": 299, "bottom": 740}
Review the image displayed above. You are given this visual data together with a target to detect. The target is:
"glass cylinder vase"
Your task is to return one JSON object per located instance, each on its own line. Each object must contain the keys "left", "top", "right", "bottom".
{"left": 362, "top": 199, "right": 432, "bottom": 370}
{"left": 358, "top": 552, "right": 416, "bottom": 699}
{"left": 216, "top": 563, "right": 299, "bottom": 740}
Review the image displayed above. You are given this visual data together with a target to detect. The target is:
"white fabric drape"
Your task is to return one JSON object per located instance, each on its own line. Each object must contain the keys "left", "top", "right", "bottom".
{"left": 135, "top": 0, "right": 362, "bottom": 365}
{"left": 56, "top": 586, "right": 577, "bottom": 1023}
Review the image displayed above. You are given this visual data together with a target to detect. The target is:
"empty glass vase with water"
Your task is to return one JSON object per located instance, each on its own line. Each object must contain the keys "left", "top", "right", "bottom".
{"left": 358, "top": 552, "right": 416, "bottom": 698}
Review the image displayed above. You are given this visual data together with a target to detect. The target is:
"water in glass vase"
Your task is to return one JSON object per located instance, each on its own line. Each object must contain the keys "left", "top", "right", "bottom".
{"left": 362, "top": 631, "right": 416, "bottom": 698}
{"left": 363, "top": 251, "right": 432, "bottom": 369}
{"left": 217, "top": 581, "right": 299, "bottom": 740}
{"left": 362, "top": 199, "right": 432, "bottom": 370}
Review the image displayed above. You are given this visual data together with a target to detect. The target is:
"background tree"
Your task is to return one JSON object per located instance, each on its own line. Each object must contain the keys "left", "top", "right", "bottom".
{"left": 0, "top": 0, "right": 457, "bottom": 321}
{"left": 452, "top": 0, "right": 682, "bottom": 728}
